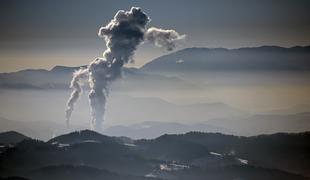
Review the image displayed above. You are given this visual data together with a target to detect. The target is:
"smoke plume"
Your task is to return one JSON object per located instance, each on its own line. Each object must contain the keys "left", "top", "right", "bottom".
{"left": 145, "top": 27, "right": 186, "bottom": 51}
{"left": 65, "top": 7, "right": 185, "bottom": 131}
{"left": 65, "top": 68, "right": 88, "bottom": 127}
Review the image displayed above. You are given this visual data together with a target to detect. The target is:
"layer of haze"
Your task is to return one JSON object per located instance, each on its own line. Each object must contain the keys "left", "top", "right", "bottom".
{"left": 0, "top": 70, "right": 310, "bottom": 140}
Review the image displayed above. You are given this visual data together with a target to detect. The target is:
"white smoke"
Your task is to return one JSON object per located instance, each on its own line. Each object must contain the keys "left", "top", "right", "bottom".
{"left": 65, "top": 7, "right": 185, "bottom": 131}
{"left": 65, "top": 68, "right": 88, "bottom": 127}
{"left": 145, "top": 27, "right": 186, "bottom": 51}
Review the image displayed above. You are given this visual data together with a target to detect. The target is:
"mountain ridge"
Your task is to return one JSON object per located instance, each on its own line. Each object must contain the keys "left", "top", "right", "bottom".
{"left": 0, "top": 131, "right": 29, "bottom": 145}
{"left": 1, "top": 130, "right": 310, "bottom": 179}
{"left": 141, "top": 45, "right": 310, "bottom": 73}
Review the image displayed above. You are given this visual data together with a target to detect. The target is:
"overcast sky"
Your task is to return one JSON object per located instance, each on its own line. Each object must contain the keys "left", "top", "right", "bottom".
{"left": 0, "top": 0, "right": 310, "bottom": 72}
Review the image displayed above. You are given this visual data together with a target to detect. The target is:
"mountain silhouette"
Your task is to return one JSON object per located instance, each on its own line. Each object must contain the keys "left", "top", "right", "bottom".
{"left": 0, "top": 130, "right": 309, "bottom": 180}
{"left": 0, "top": 131, "right": 29, "bottom": 145}
{"left": 141, "top": 46, "right": 310, "bottom": 74}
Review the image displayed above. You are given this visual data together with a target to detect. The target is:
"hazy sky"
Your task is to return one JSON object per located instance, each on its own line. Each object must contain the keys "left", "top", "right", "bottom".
{"left": 0, "top": 0, "right": 310, "bottom": 72}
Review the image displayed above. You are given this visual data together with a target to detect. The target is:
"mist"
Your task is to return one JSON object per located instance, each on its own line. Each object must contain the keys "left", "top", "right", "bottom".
{"left": 1, "top": 70, "right": 310, "bottom": 140}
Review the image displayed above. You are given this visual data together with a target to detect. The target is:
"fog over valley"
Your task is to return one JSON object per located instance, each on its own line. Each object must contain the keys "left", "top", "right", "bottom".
{"left": 0, "top": 47, "right": 310, "bottom": 140}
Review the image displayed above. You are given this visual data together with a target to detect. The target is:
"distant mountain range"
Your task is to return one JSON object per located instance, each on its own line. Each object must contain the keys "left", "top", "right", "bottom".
{"left": 207, "top": 112, "right": 310, "bottom": 136}
{"left": 1, "top": 45, "right": 310, "bottom": 90}
{"left": 141, "top": 46, "right": 310, "bottom": 74}
{"left": 0, "top": 130, "right": 309, "bottom": 180}
{"left": 103, "top": 121, "right": 235, "bottom": 139}
{"left": 0, "top": 65, "right": 199, "bottom": 91}
{"left": 1, "top": 103, "right": 309, "bottom": 140}
{"left": 106, "top": 95, "right": 247, "bottom": 124}
{"left": 104, "top": 110, "right": 310, "bottom": 138}
{"left": 0, "top": 116, "right": 70, "bottom": 141}
{"left": 263, "top": 104, "right": 310, "bottom": 115}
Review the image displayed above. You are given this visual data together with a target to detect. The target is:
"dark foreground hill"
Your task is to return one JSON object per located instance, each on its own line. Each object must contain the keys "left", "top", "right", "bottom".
{"left": 0, "top": 131, "right": 29, "bottom": 145}
{"left": 0, "top": 130, "right": 309, "bottom": 180}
